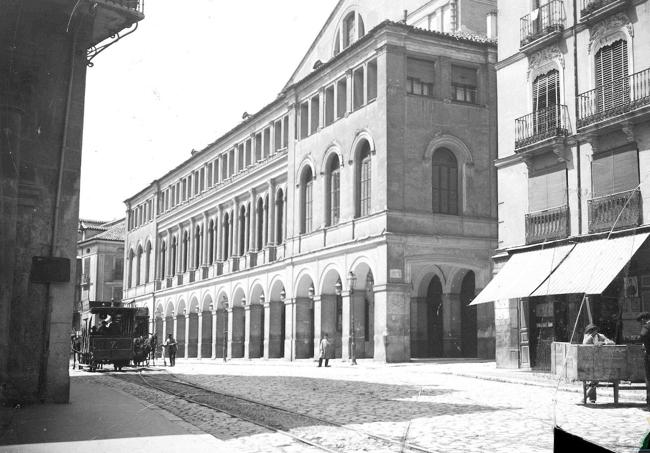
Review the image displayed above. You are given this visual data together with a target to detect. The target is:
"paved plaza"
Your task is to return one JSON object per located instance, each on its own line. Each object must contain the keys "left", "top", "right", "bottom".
{"left": 2, "top": 359, "right": 648, "bottom": 452}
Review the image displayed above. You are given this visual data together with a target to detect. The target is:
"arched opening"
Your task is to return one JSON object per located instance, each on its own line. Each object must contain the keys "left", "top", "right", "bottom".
{"left": 460, "top": 271, "right": 477, "bottom": 358}
{"left": 326, "top": 154, "right": 341, "bottom": 226}
{"left": 201, "top": 295, "right": 213, "bottom": 358}
{"left": 231, "top": 288, "right": 246, "bottom": 358}
{"left": 319, "top": 269, "right": 344, "bottom": 359}
{"left": 349, "top": 263, "right": 375, "bottom": 359}
{"left": 294, "top": 274, "right": 315, "bottom": 359}
{"left": 171, "top": 236, "right": 177, "bottom": 275}
{"left": 300, "top": 166, "right": 314, "bottom": 234}
{"left": 182, "top": 231, "right": 189, "bottom": 272}
{"left": 355, "top": 140, "right": 372, "bottom": 218}
{"left": 127, "top": 248, "right": 134, "bottom": 288}
{"left": 188, "top": 298, "right": 199, "bottom": 358}
{"left": 208, "top": 220, "right": 215, "bottom": 264}
{"left": 276, "top": 189, "right": 284, "bottom": 245}
{"left": 269, "top": 281, "right": 286, "bottom": 358}
{"left": 248, "top": 285, "right": 265, "bottom": 358}
{"left": 176, "top": 300, "right": 186, "bottom": 359}
{"left": 216, "top": 293, "right": 229, "bottom": 359}
{"left": 411, "top": 275, "right": 443, "bottom": 358}
{"left": 432, "top": 148, "right": 458, "bottom": 215}
{"left": 194, "top": 225, "right": 201, "bottom": 268}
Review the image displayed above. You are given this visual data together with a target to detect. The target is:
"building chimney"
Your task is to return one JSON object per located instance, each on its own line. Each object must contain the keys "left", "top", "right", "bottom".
{"left": 403, "top": 10, "right": 408, "bottom": 24}
{"left": 487, "top": 11, "right": 497, "bottom": 40}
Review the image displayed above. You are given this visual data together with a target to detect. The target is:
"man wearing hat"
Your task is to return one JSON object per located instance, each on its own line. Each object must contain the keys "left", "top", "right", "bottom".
{"left": 637, "top": 312, "right": 650, "bottom": 409}
{"left": 582, "top": 323, "right": 615, "bottom": 403}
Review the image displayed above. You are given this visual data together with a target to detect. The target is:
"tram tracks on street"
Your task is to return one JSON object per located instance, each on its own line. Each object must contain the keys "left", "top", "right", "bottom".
{"left": 120, "top": 371, "right": 437, "bottom": 453}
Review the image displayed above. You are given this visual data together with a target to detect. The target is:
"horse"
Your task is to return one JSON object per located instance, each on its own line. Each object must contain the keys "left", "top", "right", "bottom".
{"left": 132, "top": 336, "right": 151, "bottom": 368}
{"left": 145, "top": 334, "right": 158, "bottom": 366}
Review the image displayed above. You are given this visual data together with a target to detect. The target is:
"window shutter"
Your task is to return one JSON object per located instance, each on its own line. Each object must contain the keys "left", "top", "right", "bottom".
{"left": 407, "top": 58, "right": 435, "bottom": 84}
{"left": 595, "top": 40, "right": 628, "bottom": 110}
{"left": 612, "top": 147, "right": 639, "bottom": 194}
{"left": 592, "top": 152, "right": 614, "bottom": 197}
{"left": 528, "top": 167, "right": 567, "bottom": 212}
{"left": 528, "top": 173, "right": 548, "bottom": 212}
{"left": 452, "top": 65, "right": 477, "bottom": 87}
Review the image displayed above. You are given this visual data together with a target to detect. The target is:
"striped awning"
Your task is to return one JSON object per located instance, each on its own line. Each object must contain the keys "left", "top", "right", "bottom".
{"left": 531, "top": 233, "right": 649, "bottom": 296}
{"left": 470, "top": 244, "right": 574, "bottom": 305}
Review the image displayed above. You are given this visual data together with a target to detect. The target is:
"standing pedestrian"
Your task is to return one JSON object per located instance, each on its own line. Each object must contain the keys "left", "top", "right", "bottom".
{"left": 163, "top": 334, "right": 177, "bottom": 367}
{"left": 582, "top": 323, "right": 614, "bottom": 403}
{"left": 318, "top": 333, "right": 333, "bottom": 367}
{"left": 637, "top": 312, "right": 650, "bottom": 410}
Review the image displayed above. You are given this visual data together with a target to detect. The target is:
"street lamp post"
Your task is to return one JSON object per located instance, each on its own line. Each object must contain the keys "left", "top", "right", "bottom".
{"left": 222, "top": 296, "right": 229, "bottom": 362}
{"left": 347, "top": 271, "right": 357, "bottom": 365}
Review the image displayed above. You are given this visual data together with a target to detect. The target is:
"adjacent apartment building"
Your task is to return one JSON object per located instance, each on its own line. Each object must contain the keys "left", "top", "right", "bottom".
{"left": 474, "top": 0, "right": 650, "bottom": 370}
{"left": 122, "top": 0, "right": 498, "bottom": 363}
{"left": 74, "top": 219, "right": 126, "bottom": 330}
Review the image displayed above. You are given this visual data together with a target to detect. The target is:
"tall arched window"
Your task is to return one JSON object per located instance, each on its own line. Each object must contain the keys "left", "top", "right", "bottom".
{"left": 194, "top": 225, "right": 201, "bottom": 268}
{"left": 239, "top": 206, "right": 246, "bottom": 255}
{"left": 223, "top": 213, "right": 230, "bottom": 260}
{"left": 208, "top": 220, "right": 215, "bottom": 264}
{"left": 300, "top": 167, "right": 314, "bottom": 234}
{"left": 326, "top": 154, "right": 341, "bottom": 226}
{"left": 257, "top": 198, "right": 264, "bottom": 250}
{"left": 533, "top": 69, "right": 560, "bottom": 135}
{"left": 127, "top": 249, "right": 134, "bottom": 288}
{"left": 160, "top": 240, "right": 166, "bottom": 278}
{"left": 276, "top": 189, "right": 284, "bottom": 245}
{"left": 595, "top": 39, "right": 628, "bottom": 112}
{"left": 356, "top": 141, "right": 372, "bottom": 218}
{"left": 335, "top": 11, "right": 365, "bottom": 56}
{"left": 182, "top": 231, "right": 189, "bottom": 272}
{"left": 264, "top": 194, "right": 270, "bottom": 246}
{"left": 144, "top": 241, "right": 152, "bottom": 283}
{"left": 136, "top": 245, "right": 143, "bottom": 286}
{"left": 171, "top": 237, "right": 177, "bottom": 275}
{"left": 432, "top": 148, "right": 458, "bottom": 215}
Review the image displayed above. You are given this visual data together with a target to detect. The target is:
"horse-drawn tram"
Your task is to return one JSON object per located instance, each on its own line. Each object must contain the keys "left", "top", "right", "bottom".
{"left": 78, "top": 301, "right": 149, "bottom": 371}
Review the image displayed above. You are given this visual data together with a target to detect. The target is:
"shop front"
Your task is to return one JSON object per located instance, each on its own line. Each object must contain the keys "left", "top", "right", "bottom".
{"left": 474, "top": 231, "right": 650, "bottom": 372}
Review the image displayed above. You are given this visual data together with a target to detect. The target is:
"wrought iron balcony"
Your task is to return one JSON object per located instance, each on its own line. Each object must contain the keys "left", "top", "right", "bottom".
{"left": 580, "top": 0, "right": 629, "bottom": 22}
{"left": 515, "top": 105, "right": 571, "bottom": 150}
{"left": 525, "top": 205, "right": 570, "bottom": 244}
{"left": 588, "top": 189, "right": 641, "bottom": 233}
{"left": 520, "top": 1, "right": 566, "bottom": 50}
{"left": 577, "top": 68, "right": 650, "bottom": 128}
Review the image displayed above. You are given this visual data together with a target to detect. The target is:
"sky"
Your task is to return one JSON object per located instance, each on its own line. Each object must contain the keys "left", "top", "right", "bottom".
{"left": 80, "top": 0, "right": 339, "bottom": 221}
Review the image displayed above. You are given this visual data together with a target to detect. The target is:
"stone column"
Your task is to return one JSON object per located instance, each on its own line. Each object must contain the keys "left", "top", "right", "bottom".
{"left": 320, "top": 294, "right": 338, "bottom": 355}
{"left": 312, "top": 295, "right": 322, "bottom": 358}
{"left": 227, "top": 306, "right": 234, "bottom": 359}
{"left": 162, "top": 316, "right": 167, "bottom": 342}
{"left": 372, "top": 283, "right": 411, "bottom": 362}
{"left": 263, "top": 301, "right": 272, "bottom": 358}
{"left": 248, "top": 304, "right": 263, "bottom": 358}
{"left": 172, "top": 313, "right": 178, "bottom": 342}
{"left": 342, "top": 291, "right": 352, "bottom": 360}
{"left": 244, "top": 304, "right": 251, "bottom": 359}
{"left": 284, "top": 299, "right": 295, "bottom": 360}
{"left": 184, "top": 311, "right": 190, "bottom": 359}
{"left": 211, "top": 309, "right": 218, "bottom": 359}
{"left": 197, "top": 311, "right": 203, "bottom": 359}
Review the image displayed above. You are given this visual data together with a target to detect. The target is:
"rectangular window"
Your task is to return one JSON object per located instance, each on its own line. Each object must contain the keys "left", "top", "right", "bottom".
{"left": 245, "top": 139, "right": 252, "bottom": 167}
{"left": 300, "top": 101, "right": 309, "bottom": 139}
{"left": 255, "top": 133, "right": 262, "bottom": 162}
{"left": 182, "top": 179, "right": 187, "bottom": 201}
{"left": 114, "top": 256, "right": 124, "bottom": 281}
{"left": 200, "top": 168, "right": 205, "bottom": 191}
{"left": 207, "top": 163, "right": 213, "bottom": 187}
{"left": 274, "top": 120, "right": 282, "bottom": 151}
{"left": 282, "top": 116, "right": 289, "bottom": 148}
{"left": 310, "top": 95, "right": 320, "bottom": 134}
{"left": 237, "top": 144, "right": 244, "bottom": 171}
{"left": 325, "top": 85, "right": 335, "bottom": 126}
{"left": 407, "top": 58, "right": 435, "bottom": 96}
{"left": 367, "top": 59, "right": 377, "bottom": 102}
{"left": 360, "top": 158, "right": 371, "bottom": 216}
{"left": 337, "top": 78, "right": 347, "bottom": 119}
{"left": 353, "top": 66, "right": 365, "bottom": 110}
{"left": 592, "top": 145, "right": 639, "bottom": 197}
{"left": 528, "top": 166, "right": 567, "bottom": 212}
{"left": 452, "top": 65, "right": 478, "bottom": 103}
{"left": 263, "top": 127, "right": 270, "bottom": 158}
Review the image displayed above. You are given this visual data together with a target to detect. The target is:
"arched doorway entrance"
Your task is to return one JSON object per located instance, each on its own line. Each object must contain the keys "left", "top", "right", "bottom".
{"left": 411, "top": 275, "right": 443, "bottom": 358}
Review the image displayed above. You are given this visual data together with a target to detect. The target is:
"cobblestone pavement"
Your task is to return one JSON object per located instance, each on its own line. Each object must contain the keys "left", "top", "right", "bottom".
{"left": 76, "top": 360, "right": 650, "bottom": 452}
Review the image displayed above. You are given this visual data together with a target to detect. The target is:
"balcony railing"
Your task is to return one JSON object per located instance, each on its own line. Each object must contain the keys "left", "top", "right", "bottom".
{"left": 577, "top": 68, "right": 650, "bottom": 128}
{"left": 520, "top": 0, "right": 565, "bottom": 48}
{"left": 515, "top": 105, "right": 571, "bottom": 149}
{"left": 580, "top": 0, "right": 627, "bottom": 20}
{"left": 588, "top": 189, "right": 641, "bottom": 233}
{"left": 525, "top": 205, "right": 569, "bottom": 244}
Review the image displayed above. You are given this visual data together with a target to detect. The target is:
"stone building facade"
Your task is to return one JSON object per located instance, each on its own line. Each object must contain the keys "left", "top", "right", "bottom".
{"left": 123, "top": 0, "right": 498, "bottom": 363}
{"left": 0, "top": 0, "right": 143, "bottom": 404}
{"left": 475, "top": 0, "right": 650, "bottom": 370}
{"left": 74, "top": 219, "right": 126, "bottom": 330}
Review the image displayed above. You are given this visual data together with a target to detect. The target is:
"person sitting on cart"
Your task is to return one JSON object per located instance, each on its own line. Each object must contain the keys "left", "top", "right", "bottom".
{"left": 97, "top": 321, "right": 109, "bottom": 335}
{"left": 582, "top": 323, "right": 615, "bottom": 403}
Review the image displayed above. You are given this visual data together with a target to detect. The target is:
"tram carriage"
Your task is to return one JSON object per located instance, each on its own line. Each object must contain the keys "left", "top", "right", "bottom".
{"left": 79, "top": 301, "right": 149, "bottom": 371}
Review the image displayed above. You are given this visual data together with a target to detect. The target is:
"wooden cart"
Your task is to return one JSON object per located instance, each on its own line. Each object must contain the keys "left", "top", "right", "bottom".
{"left": 551, "top": 342, "right": 645, "bottom": 404}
